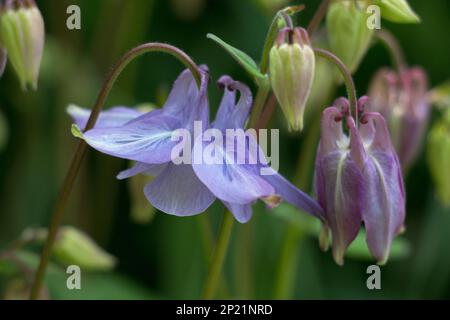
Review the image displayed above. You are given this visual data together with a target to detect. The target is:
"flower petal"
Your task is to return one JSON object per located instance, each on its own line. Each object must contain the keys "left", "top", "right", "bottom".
{"left": 117, "top": 162, "right": 167, "bottom": 180}
{"left": 192, "top": 133, "right": 275, "bottom": 205}
{"left": 362, "top": 113, "right": 406, "bottom": 264}
{"left": 67, "top": 104, "right": 143, "bottom": 129}
{"left": 162, "top": 68, "right": 209, "bottom": 129}
{"left": 213, "top": 76, "right": 253, "bottom": 130}
{"left": 262, "top": 171, "right": 324, "bottom": 220}
{"left": 315, "top": 146, "right": 364, "bottom": 265}
{"left": 144, "top": 163, "right": 216, "bottom": 216}
{"left": 82, "top": 112, "right": 182, "bottom": 164}
{"left": 223, "top": 201, "right": 253, "bottom": 223}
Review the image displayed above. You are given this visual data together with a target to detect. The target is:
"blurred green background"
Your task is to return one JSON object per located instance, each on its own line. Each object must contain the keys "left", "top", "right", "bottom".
{"left": 0, "top": 0, "right": 449, "bottom": 299}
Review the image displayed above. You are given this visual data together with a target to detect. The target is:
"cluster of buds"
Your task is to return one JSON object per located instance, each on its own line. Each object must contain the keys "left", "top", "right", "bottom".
{"left": 428, "top": 109, "right": 450, "bottom": 207}
{"left": 368, "top": 67, "right": 430, "bottom": 170}
{"left": 315, "top": 97, "right": 405, "bottom": 265}
{"left": 269, "top": 27, "right": 315, "bottom": 131}
{"left": 0, "top": 0, "right": 45, "bottom": 90}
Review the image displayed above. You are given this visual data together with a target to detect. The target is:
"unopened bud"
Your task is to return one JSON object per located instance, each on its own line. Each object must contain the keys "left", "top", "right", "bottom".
{"left": 327, "top": 0, "right": 373, "bottom": 74}
{"left": 0, "top": 0, "right": 45, "bottom": 90}
{"left": 269, "top": 27, "right": 315, "bottom": 131}
{"left": 428, "top": 109, "right": 450, "bottom": 207}
{"left": 369, "top": 67, "right": 429, "bottom": 170}
{"left": 53, "top": 226, "right": 117, "bottom": 271}
{"left": 377, "top": 0, "right": 420, "bottom": 23}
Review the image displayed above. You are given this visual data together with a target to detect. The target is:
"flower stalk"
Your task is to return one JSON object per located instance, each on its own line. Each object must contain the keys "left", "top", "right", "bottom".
{"left": 29, "top": 43, "right": 202, "bottom": 300}
{"left": 313, "top": 48, "right": 358, "bottom": 123}
{"left": 376, "top": 29, "right": 407, "bottom": 72}
{"left": 202, "top": 211, "right": 234, "bottom": 299}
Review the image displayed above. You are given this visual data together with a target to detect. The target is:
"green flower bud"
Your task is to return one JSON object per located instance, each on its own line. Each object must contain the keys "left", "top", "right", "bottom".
{"left": 52, "top": 226, "right": 117, "bottom": 271}
{"left": 269, "top": 27, "right": 315, "bottom": 131}
{"left": 327, "top": 0, "right": 373, "bottom": 74}
{"left": 428, "top": 110, "right": 450, "bottom": 207}
{"left": 0, "top": 0, "right": 45, "bottom": 90}
{"left": 377, "top": 0, "right": 420, "bottom": 24}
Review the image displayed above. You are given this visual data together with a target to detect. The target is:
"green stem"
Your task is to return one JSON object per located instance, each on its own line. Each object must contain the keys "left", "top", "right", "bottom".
{"left": 314, "top": 48, "right": 358, "bottom": 121}
{"left": 202, "top": 211, "right": 234, "bottom": 299}
{"left": 307, "top": 0, "right": 330, "bottom": 34}
{"left": 249, "top": 80, "right": 271, "bottom": 129}
{"left": 273, "top": 119, "right": 321, "bottom": 299}
{"left": 29, "top": 43, "right": 202, "bottom": 300}
{"left": 375, "top": 29, "right": 407, "bottom": 72}
{"left": 259, "top": 4, "right": 305, "bottom": 74}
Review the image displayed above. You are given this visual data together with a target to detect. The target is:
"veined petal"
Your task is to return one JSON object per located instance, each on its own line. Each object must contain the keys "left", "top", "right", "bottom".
{"left": 262, "top": 170, "right": 324, "bottom": 220}
{"left": 223, "top": 201, "right": 253, "bottom": 223}
{"left": 117, "top": 162, "right": 167, "bottom": 180}
{"left": 192, "top": 133, "right": 275, "bottom": 205}
{"left": 319, "top": 107, "right": 346, "bottom": 156}
{"left": 213, "top": 76, "right": 253, "bottom": 130}
{"left": 361, "top": 113, "right": 406, "bottom": 264}
{"left": 162, "top": 67, "right": 209, "bottom": 129}
{"left": 67, "top": 104, "right": 143, "bottom": 129}
{"left": 82, "top": 113, "right": 182, "bottom": 164}
{"left": 144, "top": 163, "right": 215, "bottom": 216}
{"left": 315, "top": 147, "right": 364, "bottom": 265}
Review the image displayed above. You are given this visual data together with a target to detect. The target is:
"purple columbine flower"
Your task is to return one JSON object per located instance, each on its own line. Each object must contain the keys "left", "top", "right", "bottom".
{"left": 191, "top": 75, "right": 323, "bottom": 222}
{"left": 69, "top": 68, "right": 323, "bottom": 223}
{"left": 368, "top": 67, "right": 430, "bottom": 171}
{"left": 314, "top": 97, "right": 406, "bottom": 265}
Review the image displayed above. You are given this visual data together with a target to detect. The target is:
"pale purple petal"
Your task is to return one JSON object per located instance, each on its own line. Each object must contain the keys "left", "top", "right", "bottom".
{"left": 162, "top": 68, "right": 209, "bottom": 129}
{"left": 315, "top": 147, "right": 364, "bottom": 265}
{"left": 192, "top": 134, "right": 275, "bottom": 205}
{"left": 262, "top": 170, "right": 324, "bottom": 220}
{"left": 361, "top": 114, "right": 406, "bottom": 264}
{"left": 67, "top": 105, "right": 143, "bottom": 129}
{"left": 82, "top": 113, "right": 182, "bottom": 164}
{"left": 117, "top": 162, "right": 167, "bottom": 180}
{"left": 223, "top": 201, "right": 253, "bottom": 223}
{"left": 144, "top": 163, "right": 216, "bottom": 216}
{"left": 213, "top": 76, "right": 253, "bottom": 130}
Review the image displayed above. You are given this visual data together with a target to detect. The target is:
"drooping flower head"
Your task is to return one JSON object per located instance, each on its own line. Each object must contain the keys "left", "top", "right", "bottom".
{"left": 269, "top": 27, "right": 315, "bottom": 131}
{"left": 70, "top": 68, "right": 323, "bottom": 223}
{"left": 369, "top": 67, "right": 430, "bottom": 170}
{"left": 315, "top": 96, "right": 405, "bottom": 265}
{"left": 0, "top": 0, "right": 45, "bottom": 89}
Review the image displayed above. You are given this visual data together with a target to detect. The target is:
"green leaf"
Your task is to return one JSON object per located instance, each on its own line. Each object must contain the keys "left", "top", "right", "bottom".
{"left": 207, "top": 33, "right": 265, "bottom": 81}
{"left": 71, "top": 124, "right": 84, "bottom": 139}
{"left": 378, "top": 0, "right": 421, "bottom": 23}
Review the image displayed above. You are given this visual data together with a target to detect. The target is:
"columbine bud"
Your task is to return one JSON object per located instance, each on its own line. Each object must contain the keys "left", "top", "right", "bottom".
{"left": 377, "top": 0, "right": 420, "bottom": 23}
{"left": 53, "top": 226, "right": 117, "bottom": 271}
{"left": 269, "top": 27, "right": 315, "bottom": 131}
{"left": 315, "top": 97, "right": 405, "bottom": 265}
{"left": 327, "top": 0, "right": 373, "bottom": 74}
{"left": 0, "top": 0, "right": 45, "bottom": 90}
{"left": 369, "top": 67, "right": 429, "bottom": 170}
{"left": 428, "top": 109, "right": 450, "bottom": 207}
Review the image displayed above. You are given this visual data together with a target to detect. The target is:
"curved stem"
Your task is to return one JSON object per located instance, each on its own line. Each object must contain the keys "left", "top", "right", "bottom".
{"left": 259, "top": 4, "right": 305, "bottom": 74}
{"left": 249, "top": 79, "right": 271, "bottom": 129}
{"left": 307, "top": 0, "right": 330, "bottom": 34}
{"left": 314, "top": 48, "right": 358, "bottom": 122}
{"left": 376, "top": 29, "right": 407, "bottom": 72}
{"left": 29, "top": 43, "right": 202, "bottom": 300}
{"left": 202, "top": 211, "right": 234, "bottom": 299}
